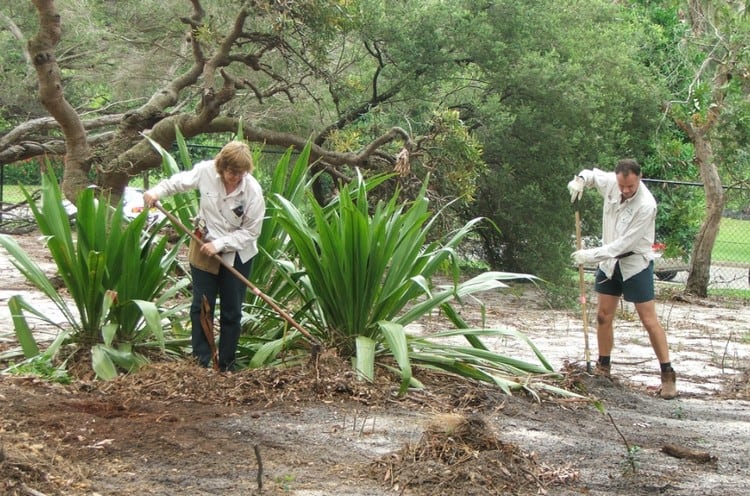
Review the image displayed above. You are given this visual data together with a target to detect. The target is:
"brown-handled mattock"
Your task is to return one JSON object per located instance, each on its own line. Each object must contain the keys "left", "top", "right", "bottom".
{"left": 154, "top": 203, "right": 321, "bottom": 350}
{"left": 200, "top": 295, "right": 219, "bottom": 370}
{"left": 574, "top": 200, "right": 592, "bottom": 373}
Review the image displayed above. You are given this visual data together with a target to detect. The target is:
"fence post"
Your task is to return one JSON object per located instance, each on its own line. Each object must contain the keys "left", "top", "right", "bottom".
{"left": 0, "top": 164, "right": 4, "bottom": 223}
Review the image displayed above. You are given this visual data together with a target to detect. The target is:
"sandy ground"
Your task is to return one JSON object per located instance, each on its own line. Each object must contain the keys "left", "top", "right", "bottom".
{"left": 1, "top": 232, "right": 749, "bottom": 495}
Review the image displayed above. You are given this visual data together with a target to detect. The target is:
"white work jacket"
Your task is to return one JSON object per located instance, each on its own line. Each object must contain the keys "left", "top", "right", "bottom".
{"left": 579, "top": 168, "right": 656, "bottom": 281}
{"left": 151, "top": 160, "right": 265, "bottom": 266}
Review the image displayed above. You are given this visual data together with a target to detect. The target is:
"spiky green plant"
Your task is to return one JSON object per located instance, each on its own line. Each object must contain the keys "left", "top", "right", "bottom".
{"left": 243, "top": 145, "right": 315, "bottom": 325}
{"left": 145, "top": 137, "right": 576, "bottom": 398}
{"left": 272, "top": 171, "right": 567, "bottom": 396}
{"left": 0, "top": 168, "right": 186, "bottom": 379}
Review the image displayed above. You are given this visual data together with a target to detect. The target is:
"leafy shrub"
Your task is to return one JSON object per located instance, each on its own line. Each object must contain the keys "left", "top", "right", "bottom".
{"left": 0, "top": 168, "right": 186, "bottom": 379}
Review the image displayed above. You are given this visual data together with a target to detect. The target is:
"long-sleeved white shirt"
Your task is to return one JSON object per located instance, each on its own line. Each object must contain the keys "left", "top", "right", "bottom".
{"left": 150, "top": 160, "right": 265, "bottom": 266}
{"left": 579, "top": 168, "right": 656, "bottom": 281}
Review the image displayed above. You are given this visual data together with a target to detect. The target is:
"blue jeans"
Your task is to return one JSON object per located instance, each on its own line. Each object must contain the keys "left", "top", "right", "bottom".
{"left": 190, "top": 254, "right": 253, "bottom": 371}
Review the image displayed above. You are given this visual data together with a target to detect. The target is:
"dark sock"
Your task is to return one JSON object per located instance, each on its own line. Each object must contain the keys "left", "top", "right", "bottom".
{"left": 660, "top": 362, "right": 673, "bottom": 373}
{"left": 598, "top": 356, "right": 611, "bottom": 366}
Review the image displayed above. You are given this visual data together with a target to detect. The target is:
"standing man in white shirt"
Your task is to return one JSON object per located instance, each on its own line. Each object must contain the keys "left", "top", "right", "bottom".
{"left": 567, "top": 158, "right": 677, "bottom": 399}
{"left": 144, "top": 141, "right": 265, "bottom": 372}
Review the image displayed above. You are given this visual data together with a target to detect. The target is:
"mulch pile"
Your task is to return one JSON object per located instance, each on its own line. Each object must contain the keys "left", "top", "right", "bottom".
{"left": 2, "top": 354, "right": 582, "bottom": 495}
{"left": 368, "top": 412, "right": 578, "bottom": 495}
{"left": 95, "top": 350, "right": 395, "bottom": 406}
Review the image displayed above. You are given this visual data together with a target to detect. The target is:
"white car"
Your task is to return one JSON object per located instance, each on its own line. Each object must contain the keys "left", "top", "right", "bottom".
{"left": 121, "top": 187, "right": 166, "bottom": 223}
{"left": 651, "top": 242, "right": 690, "bottom": 281}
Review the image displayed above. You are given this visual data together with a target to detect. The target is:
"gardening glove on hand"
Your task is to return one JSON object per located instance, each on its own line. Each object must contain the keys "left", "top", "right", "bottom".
{"left": 143, "top": 190, "right": 159, "bottom": 208}
{"left": 571, "top": 248, "right": 598, "bottom": 266}
{"left": 567, "top": 175, "right": 586, "bottom": 203}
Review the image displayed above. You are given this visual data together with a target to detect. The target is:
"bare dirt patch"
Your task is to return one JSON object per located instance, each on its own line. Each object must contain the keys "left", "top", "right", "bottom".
{"left": 1, "top": 232, "right": 749, "bottom": 496}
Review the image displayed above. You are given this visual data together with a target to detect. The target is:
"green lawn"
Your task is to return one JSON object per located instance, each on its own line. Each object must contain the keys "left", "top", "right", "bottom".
{"left": 0, "top": 184, "right": 31, "bottom": 204}
{"left": 714, "top": 217, "right": 750, "bottom": 263}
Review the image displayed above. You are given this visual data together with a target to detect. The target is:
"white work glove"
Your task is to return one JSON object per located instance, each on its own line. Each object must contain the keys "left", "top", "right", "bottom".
{"left": 567, "top": 176, "right": 585, "bottom": 203}
{"left": 143, "top": 190, "right": 159, "bottom": 208}
{"left": 571, "top": 248, "right": 598, "bottom": 266}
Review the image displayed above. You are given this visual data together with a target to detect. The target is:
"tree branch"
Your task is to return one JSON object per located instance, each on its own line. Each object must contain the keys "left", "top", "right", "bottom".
{"left": 28, "top": 0, "right": 91, "bottom": 200}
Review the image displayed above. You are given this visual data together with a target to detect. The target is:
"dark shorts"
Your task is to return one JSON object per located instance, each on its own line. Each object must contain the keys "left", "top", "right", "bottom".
{"left": 595, "top": 261, "right": 655, "bottom": 303}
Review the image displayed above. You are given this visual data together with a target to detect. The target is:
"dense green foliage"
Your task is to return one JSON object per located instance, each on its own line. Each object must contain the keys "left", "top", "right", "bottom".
{"left": 0, "top": 169, "right": 188, "bottom": 379}
{"left": 0, "top": 160, "right": 64, "bottom": 185}
{"left": 3, "top": 1, "right": 750, "bottom": 310}
{"left": 454, "top": 1, "right": 668, "bottom": 282}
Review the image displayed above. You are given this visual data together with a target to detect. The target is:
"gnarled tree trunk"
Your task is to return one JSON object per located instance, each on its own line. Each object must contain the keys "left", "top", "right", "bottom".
{"left": 28, "top": 0, "right": 90, "bottom": 201}
{"left": 685, "top": 133, "right": 725, "bottom": 296}
{"left": 671, "top": 0, "right": 738, "bottom": 297}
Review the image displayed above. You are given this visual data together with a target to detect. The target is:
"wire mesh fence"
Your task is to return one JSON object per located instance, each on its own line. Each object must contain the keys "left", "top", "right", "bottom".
{"left": 0, "top": 189, "right": 39, "bottom": 235}
{"left": 1, "top": 167, "right": 749, "bottom": 290}
{"left": 645, "top": 179, "right": 750, "bottom": 291}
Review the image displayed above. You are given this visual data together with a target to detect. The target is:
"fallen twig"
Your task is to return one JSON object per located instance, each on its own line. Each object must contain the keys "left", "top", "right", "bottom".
{"left": 661, "top": 444, "right": 717, "bottom": 463}
{"left": 254, "top": 444, "right": 263, "bottom": 494}
{"left": 21, "top": 483, "right": 49, "bottom": 496}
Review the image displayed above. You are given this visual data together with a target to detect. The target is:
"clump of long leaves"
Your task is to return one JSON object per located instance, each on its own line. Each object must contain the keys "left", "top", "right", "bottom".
{"left": 273, "top": 171, "right": 571, "bottom": 397}
{"left": 0, "top": 168, "right": 186, "bottom": 379}
{"left": 147, "top": 136, "right": 575, "bottom": 398}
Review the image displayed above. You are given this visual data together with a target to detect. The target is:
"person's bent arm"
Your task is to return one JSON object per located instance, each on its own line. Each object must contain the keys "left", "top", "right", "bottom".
{"left": 143, "top": 164, "right": 206, "bottom": 206}
{"left": 211, "top": 184, "right": 265, "bottom": 254}
{"left": 579, "top": 205, "right": 656, "bottom": 263}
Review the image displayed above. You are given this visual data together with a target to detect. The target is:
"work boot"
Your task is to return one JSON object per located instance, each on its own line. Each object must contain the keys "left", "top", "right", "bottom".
{"left": 594, "top": 362, "right": 611, "bottom": 378}
{"left": 660, "top": 368, "right": 677, "bottom": 399}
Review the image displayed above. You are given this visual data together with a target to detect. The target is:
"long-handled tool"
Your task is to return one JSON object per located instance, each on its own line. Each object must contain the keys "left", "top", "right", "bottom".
{"left": 200, "top": 295, "right": 219, "bottom": 370}
{"left": 574, "top": 200, "right": 592, "bottom": 373}
{"left": 154, "top": 203, "right": 321, "bottom": 351}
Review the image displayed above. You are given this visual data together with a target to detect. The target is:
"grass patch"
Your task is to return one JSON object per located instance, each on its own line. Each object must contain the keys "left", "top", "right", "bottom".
{"left": 0, "top": 185, "right": 30, "bottom": 204}
{"left": 715, "top": 218, "right": 750, "bottom": 263}
{"left": 707, "top": 287, "right": 750, "bottom": 301}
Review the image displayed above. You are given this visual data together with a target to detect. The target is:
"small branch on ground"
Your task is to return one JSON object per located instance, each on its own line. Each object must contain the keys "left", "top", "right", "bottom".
{"left": 254, "top": 444, "right": 263, "bottom": 494}
{"left": 661, "top": 444, "right": 717, "bottom": 463}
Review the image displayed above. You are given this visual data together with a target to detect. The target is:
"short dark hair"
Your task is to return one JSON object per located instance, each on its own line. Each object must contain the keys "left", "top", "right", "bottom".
{"left": 615, "top": 158, "right": 641, "bottom": 177}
